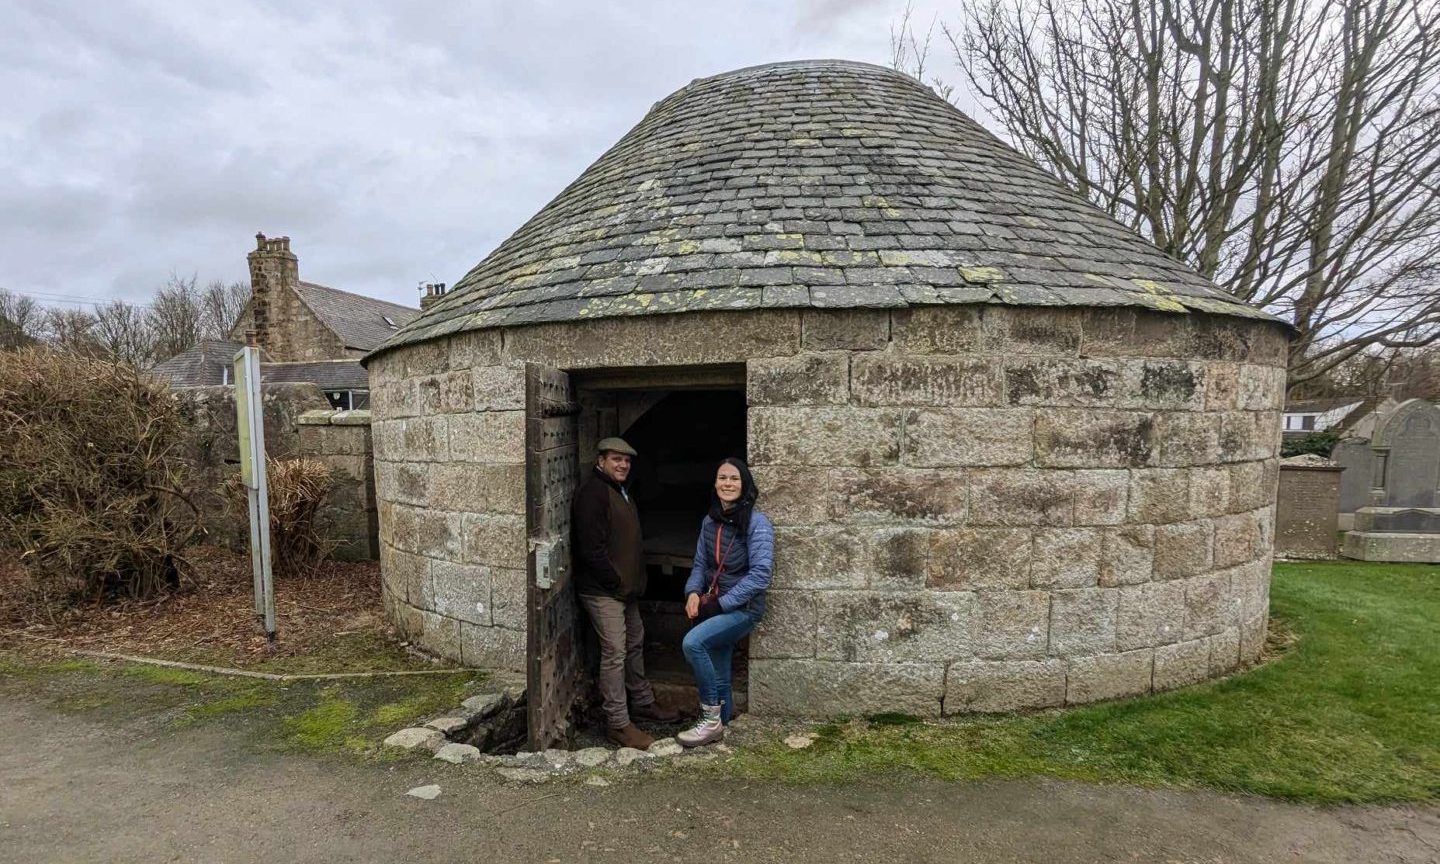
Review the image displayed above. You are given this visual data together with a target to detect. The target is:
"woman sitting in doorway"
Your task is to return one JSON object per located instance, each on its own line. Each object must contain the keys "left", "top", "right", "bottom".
{"left": 677, "top": 457, "right": 773, "bottom": 748}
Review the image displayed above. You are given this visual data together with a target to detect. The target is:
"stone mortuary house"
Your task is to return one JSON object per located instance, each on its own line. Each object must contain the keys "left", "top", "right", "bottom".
{"left": 363, "top": 61, "right": 1289, "bottom": 743}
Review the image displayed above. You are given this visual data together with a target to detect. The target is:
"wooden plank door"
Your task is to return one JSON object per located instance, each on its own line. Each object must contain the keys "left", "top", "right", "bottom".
{"left": 524, "top": 363, "right": 584, "bottom": 750}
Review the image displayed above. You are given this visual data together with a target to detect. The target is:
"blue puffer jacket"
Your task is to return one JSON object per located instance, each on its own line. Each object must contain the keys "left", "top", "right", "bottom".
{"left": 685, "top": 510, "right": 774, "bottom": 618}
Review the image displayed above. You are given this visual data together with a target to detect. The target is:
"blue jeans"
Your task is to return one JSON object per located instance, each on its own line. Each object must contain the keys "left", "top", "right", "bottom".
{"left": 681, "top": 608, "right": 759, "bottom": 724}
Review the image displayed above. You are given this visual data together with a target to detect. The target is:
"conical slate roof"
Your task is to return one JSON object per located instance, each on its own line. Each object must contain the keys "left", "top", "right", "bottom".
{"left": 373, "top": 60, "right": 1275, "bottom": 356}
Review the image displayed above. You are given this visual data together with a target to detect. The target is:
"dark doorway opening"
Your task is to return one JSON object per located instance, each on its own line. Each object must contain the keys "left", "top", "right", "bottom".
{"left": 573, "top": 367, "right": 748, "bottom": 720}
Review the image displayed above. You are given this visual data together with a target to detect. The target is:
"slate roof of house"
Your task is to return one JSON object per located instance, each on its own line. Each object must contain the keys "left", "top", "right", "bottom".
{"left": 262, "top": 360, "right": 369, "bottom": 390}
{"left": 370, "top": 59, "right": 1283, "bottom": 359}
{"left": 1280, "top": 395, "right": 1386, "bottom": 440}
{"left": 1284, "top": 397, "right": 1368, "bottom": 415}
{"left": 293, "top": 281, "right": 419, "bottom": 352}
{"left": 151, "top": 340, "right": 368, "bottom": 390}
{"left": 150, "top": 339, "right": 243, "bottom": 387}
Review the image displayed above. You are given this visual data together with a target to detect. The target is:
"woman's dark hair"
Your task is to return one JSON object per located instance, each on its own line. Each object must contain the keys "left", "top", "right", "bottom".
{"left": 708, "top": 457, "right": 759, "bottom": 534}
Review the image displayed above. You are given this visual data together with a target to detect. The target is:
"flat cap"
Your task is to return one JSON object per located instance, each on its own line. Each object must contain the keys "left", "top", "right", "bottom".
{"left": 596, "top": 437, "right": 637, "bottom": 457}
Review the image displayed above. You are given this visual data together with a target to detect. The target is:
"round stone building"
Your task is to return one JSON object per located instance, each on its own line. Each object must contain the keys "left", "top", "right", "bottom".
{"left": 364, "top": 60, "right": 1287, "bottom": 740}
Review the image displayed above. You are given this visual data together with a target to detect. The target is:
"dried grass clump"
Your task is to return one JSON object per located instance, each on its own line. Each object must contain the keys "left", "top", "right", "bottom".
{"left": 225, "top": 457, "right": 335, "bottom": 578}
{"left": 0, "top": 348, "right": 198, "bottom": 609}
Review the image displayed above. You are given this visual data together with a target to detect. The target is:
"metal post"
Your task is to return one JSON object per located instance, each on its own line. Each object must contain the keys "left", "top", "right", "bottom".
{"left": 235, "top": 347, "right": 276, "bottom": 641}
{"left": 247, "top": 486, "right": 263, "bottom": 617}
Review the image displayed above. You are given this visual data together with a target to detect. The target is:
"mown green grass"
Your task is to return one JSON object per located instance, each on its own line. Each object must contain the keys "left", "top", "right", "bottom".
{"left": 725, "top": 561, "right": 1440, "bottom": 803}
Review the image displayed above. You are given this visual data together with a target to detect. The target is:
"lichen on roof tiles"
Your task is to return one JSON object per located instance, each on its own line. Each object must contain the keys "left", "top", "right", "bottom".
{"left": 369, "top": 59, "right": 1281, "bottom": 361}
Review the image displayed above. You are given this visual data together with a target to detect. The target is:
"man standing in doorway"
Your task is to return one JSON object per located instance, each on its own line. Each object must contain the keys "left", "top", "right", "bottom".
{"left": 573, "top": 437, "right": 679, "bottom": 748}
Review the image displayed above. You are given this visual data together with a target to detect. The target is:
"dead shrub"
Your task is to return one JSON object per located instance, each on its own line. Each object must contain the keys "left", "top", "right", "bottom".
{"left": 0, "top": 348, "right": 199, "bottom": 609}
{"left": 226, "top": 457, "right": 335, "bottom": 578}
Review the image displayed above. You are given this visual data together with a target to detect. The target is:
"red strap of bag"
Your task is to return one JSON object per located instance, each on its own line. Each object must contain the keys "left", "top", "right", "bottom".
{"left": 706, "top": 522, "right": 737, "bottom": 598}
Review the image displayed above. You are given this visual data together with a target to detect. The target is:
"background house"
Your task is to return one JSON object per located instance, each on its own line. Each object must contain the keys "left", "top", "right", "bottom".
{"left": 152, "top": 234, "right": 419, "bottom": 408}
{"left": 1281, "top": 396, "right": 1387, "bottom": 440}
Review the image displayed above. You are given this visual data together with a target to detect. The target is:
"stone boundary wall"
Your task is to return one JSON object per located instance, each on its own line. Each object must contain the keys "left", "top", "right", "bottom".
{"left": 368, "top": 306, "right": 1287, "bottom": 716}
{"left": 298, "top": 410, "right": 380, "bottom": 561}
{"left": 175, "top": 384, "right": 379, "bottom": 560}
{"left": 176, "top": 383, "right": 331, "bottom": 548}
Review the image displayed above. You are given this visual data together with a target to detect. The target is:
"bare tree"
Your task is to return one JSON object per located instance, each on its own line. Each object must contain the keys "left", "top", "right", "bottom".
{"left": 0, "top": 288, "right": 43, "bottom": 350}
{"left": 38, "top": 307, "right": 104, "bottom": 357}
{"left": 899, "top": 0, "right": 1440, "bottom": 389}
{"left": 92, "top": 299, "right": 157, "bottom": 366}
{"left": 147, "top": 273, "right": 205, "bottom": 363}
{"left": 891, "top": 2, "right": 956, "bottom": 103}
{"left": 199, "top": 279, "right": 249, "bottom": 340}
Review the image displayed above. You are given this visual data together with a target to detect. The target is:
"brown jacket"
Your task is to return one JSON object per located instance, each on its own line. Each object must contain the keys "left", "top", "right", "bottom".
{"left": 572, "top": 468, "right": 646, "bottom": 600}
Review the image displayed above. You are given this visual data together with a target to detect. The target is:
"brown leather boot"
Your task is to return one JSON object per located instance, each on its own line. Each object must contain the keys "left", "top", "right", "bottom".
{"left": 630, "top": 701, "right": 681, "bottom": 724}
{"left": 606, "top": 723, "right": 654, "bottom": 750}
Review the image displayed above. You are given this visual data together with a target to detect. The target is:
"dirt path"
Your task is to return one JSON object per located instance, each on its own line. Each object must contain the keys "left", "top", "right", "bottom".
{"left": 0, "top": 693, "right": 1435, "bottom": 864}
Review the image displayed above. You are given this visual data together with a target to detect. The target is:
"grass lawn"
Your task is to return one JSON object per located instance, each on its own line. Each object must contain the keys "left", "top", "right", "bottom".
{"left": 723, "top": 560, "right": 1440, "bottom": 803}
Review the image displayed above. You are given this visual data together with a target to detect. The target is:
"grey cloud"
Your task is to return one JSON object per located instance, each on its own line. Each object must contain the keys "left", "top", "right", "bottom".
{"left": 0, "top": 0, "right": 936, "bottom": 310}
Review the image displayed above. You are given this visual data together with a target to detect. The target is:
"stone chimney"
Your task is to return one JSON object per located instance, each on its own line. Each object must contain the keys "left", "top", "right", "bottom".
{"left": 246, "top": 233, "right": 298, "bottom": 358}
{"left": 419, "top": 282, "right": 448, "bottom": 311}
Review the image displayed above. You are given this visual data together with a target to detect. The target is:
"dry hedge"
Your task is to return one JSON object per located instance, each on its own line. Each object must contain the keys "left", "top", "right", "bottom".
{"left": 225, "top": 457, "right": 335, "bottom": 578}
{"left": 0, "top": 348, "right": 199, "bottom": 606}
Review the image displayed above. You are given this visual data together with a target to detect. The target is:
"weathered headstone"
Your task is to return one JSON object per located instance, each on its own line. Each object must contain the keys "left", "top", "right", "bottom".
{"left": 1275, "top": 456, "right": 1343, "bottom": 559}
{"left": 1344, "top": 399, "right": 1440, "bottom": 561}
{"left": 1377, "top": 405, "right": 1440, "bottom": 508}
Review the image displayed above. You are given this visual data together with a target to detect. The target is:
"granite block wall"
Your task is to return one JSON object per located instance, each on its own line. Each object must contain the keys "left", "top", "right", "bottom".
{"left": 369, "top": 306, "right": 1288, "bottom": 716}
{"left": 297, "top": 410, "right": 379, "bottom": 561}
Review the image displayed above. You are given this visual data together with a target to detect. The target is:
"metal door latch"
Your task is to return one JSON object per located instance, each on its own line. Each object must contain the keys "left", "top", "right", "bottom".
{"left": 532, "top": 539, "right": 567, "bottom": 590}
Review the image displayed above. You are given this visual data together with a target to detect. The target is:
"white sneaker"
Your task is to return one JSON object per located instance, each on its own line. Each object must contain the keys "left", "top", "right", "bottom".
{"left": 676, "top": 703, "right": 724, "bottom": 748}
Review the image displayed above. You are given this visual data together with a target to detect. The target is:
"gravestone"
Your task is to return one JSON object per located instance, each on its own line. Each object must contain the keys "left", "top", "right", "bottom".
{"left": 1343, "top": 399, "right": 1440, "bottom": 561}
{"left": 1275, "top": 457, "right": 1343, "bottom": 559}
{"left": 1332, "top": 439, "right": 1374, "bottom": 530}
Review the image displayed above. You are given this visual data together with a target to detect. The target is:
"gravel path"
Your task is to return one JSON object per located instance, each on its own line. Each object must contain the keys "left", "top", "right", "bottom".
{"left": 0, "top": 693, "right": 1435, "bottom": 864}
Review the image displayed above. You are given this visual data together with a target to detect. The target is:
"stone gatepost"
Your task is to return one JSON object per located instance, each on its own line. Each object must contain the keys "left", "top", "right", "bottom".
{"left": 298, "top": 409, "right": 379, "bottom": 561}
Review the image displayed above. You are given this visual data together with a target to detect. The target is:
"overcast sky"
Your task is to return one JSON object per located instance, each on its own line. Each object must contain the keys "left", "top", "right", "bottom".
{"left": 2, "top": 0, "right": 970, "bottom": 312}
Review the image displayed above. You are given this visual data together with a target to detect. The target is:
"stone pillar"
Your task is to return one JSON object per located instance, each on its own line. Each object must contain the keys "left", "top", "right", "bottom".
{"left": 1275, "top": 461, "right": 1343, "bottom": 559}
{"left": 298, "top": 408, "right": 379, "bottom": 561}
{"left": 246, "top": 233, "right": 299, "bottom": 359}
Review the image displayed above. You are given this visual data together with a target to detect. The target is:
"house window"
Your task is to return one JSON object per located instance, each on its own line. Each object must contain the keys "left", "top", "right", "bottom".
{"left": 1284, "top": 414, "right": 1318, "bottom": 431}
{"left": 323, "top": 390, "right": 370, "bottom": 410}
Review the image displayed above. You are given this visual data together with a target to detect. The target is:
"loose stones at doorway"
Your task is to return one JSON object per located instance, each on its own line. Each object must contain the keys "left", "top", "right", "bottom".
{"left": 613, "top": 747, "right": 656, "bottom": 768}
{"left": 424, "top": 715, "right": 470, "bottom": 736}
{"left": 384, "top": 727, "right": 447, "bottom": 752}
{"left": 460, "top": 692, "right": 507, "bottom": 720}
{"left": 573, "top": 747, "right": 612, "bottom": 768}
{"left": 433, "top": 743, "right": 482, "bottom": 764}
{"left": 647, "top": 737, "right": 684, "bottom": 757}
